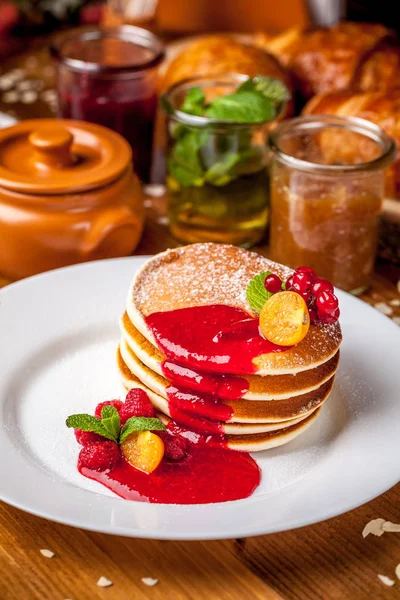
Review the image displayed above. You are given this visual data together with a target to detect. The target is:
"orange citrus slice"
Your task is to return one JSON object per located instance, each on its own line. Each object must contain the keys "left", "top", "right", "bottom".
{"left": 121, "top": 430, "right": 164, "bottom": 474}
{"left": 259, "top": 291, "right": 310, "bottom": 346}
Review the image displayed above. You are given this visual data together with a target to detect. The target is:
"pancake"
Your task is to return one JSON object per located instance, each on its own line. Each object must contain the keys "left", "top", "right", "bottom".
{"left": 117, "top": 354, "right": 323, "bottom": 451}
{"left": 120, "top": 312, "right": 340, "bottom": 400}
{"left": 126, "top": 244, "right": 342, "bottom": 375}
{"left": 158, "top": 409, "right": 323, "bottom": 453}
{"left": 118, "top": 340, "right": 334, "bottom": 423}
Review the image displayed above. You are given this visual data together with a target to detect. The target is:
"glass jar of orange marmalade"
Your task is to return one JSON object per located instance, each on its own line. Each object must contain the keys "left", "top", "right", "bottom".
{"left": 268, "top": 116, "right": 396, "bottom": 293}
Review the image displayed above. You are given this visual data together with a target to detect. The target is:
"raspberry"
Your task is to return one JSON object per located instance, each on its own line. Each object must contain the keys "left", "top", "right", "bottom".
{"left": 94, "top": 400, "right": 123, "bottom": 419}
{"left": 311, "top": 277, "right": 334, "bottom": 296}
{"left": 74, "top": 429, "right": 104, "bottom": 446}
{"left": 264, "top": 273, "right": 282, "bottom": 294}
{"left": 78, "top": 441, "right": 120, "bottom": 471}
{"left": 119, "top": 388, "right": 155, "bottom": 424}
{"left": 316, "top": 290, "right": 339, "bottom": 316}
{"left": 158, "top": 431, "right": 188, "bottom": 461}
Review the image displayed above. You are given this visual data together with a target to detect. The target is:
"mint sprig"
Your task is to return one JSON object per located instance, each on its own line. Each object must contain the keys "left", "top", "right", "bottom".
{"left": 101, "top": 406, "right": 120, "bottom": 442}
{"left": 237, "top": 75, "right": 291, "bottom": 105}
{"left": 66, "top": 408, "right": 166, "bottom": 444}
{"left": 168, "top": 75, "right": 290, "bottom": 189}
{"left": 246, "top": 271, "right": 273, "bottom": 314}
{"left": 120, "top": 417, "right": 166, "bottom": 444}
{"left": 66, "top": 413, "right": 115, "bottom": 441}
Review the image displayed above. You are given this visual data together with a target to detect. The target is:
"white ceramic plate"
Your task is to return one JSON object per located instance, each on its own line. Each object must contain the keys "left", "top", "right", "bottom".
{"left": 1, "top": 257, "right": 400, "bottom": 540}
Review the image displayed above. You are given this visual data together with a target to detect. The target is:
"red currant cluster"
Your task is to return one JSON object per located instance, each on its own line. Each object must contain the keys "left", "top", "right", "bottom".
{"left": 264, "top": 267, "right": 340, "bottom": 325}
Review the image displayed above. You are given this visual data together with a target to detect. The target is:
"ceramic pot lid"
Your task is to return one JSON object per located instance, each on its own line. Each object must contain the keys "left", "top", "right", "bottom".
{"left": 0, "top": 119, "right": 132, "bottom": 194}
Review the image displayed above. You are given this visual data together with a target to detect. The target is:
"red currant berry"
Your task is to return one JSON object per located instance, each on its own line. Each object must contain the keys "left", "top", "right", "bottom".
{"left": 311, "top": 278, "right": 334, "bottom": 296}
{"left": 316, "top": 291, "right": 339, "bottom": 316}
{"left": 308, "top": 307, "right": 319, "bottom": 324}
{"left": 264, "top": 273, "right": 282, "bottom": 294}
{"left": 320, "top": 307, "right": 340, "bottom": 324}
{"left": 299, "top": 289, "right": 312, "bottom": 303}
{"left": 286, "top": 275, "right": 294, "bottom": 290}
{"left": 295, "top": 266, "right": 317, "bottom": 282}
{"left": 292, "top": 271, "right": 313, "bottom": 293}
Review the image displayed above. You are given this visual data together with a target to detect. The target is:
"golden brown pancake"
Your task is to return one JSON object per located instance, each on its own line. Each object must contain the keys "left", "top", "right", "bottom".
{"left": 118, "top": 354, "right": 323, "bottom": 451}
{"left": 118, "top": 341, "right": 334, "bottom": 423}
{"left": 126, "top": 244, "right": 342, "bottom": 376}
{"left": 120, "top": 312, "right": 340, "bottom": 400}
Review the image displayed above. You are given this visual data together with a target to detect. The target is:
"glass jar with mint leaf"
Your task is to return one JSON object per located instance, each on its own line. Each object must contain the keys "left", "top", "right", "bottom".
{"left": 161, "top": 74, "right": 290, "bottom": 247}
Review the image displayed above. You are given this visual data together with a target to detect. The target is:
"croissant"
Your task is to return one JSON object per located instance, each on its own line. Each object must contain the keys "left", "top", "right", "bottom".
{"left": 256, "top": 22, "right": 397, "bottom": 100}
{"left": 162, "top": 35, "right": 294, "bottom": 116}
{"left": 303, "top": 89, "right": 400, "bottom": 198}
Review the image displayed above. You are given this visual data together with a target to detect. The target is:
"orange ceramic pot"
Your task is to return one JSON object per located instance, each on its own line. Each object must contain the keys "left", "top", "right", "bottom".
{"left": 0, "top": 119, "right": 144, "bottom": 280}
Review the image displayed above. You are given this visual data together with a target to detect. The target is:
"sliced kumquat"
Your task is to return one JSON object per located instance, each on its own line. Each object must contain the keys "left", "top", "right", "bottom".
{"left": 259, "top": 291, "right": 310, "bottom": 346}
{"left": 121, "top": 430, "right": 164, "bottom": 474}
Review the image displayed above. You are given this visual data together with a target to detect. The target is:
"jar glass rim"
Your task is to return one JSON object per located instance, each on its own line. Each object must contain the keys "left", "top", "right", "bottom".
{"left": 161, "top": 74, "right": 287, "bottom": 128}
{"left": 50, "top": 25, "right": 165, "bottom": 74}
{"left": 268, "top": 115, "right": 397, "bottom": 174}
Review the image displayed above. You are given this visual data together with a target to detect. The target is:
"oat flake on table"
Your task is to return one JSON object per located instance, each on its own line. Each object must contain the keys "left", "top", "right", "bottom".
{"left": 362, "top": 518, "right": 386, "bottom": 538}
{"left": 141, "top": 577, "right": 159, "bottom": 587}
{"left": 40, "top": 549, "right": 55, "bottom": 558}
{"left": 378, "top": 574, "right": 395, "bottom": 586}
{"left": 97, "top": 576, "right": 113, "bottom": 588}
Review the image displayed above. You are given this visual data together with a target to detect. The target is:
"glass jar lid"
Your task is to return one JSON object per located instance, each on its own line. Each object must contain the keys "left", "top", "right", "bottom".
{"left": 0, "top": 119, "right": 132, "bottom": 194}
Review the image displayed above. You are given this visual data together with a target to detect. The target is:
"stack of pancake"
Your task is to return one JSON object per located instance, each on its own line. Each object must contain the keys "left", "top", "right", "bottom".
{"left": 118, "top": 244, "right": 342, "bottom": 452}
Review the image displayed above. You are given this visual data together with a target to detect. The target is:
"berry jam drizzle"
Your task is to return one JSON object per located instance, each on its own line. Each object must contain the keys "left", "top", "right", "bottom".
{"left": 166, "top": 386, "right": 233, "bottom": 425}
{"left": 146, "top": 305, "right": 287, "bottom": 375}
{"left": 80, "top": 446, "right": 260, "bottom": 504}
{"left": 161, "top": 361, "right": 248, "bottom": 400}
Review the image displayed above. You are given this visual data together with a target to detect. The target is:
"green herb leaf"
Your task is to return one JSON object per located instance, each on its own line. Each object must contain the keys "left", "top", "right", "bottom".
{"left": 246, "top": 271, "right": 273, "bottom": 314}
{"left": 238, "top": 75, "right": 291, "bottom": 105}
{"left": 65, "top": 414, "right": 113, "bottom": 441}
{"left": 168, "top": 128, "right": 205, "bottom": 187}
{"left": 181, "top": 86, "right": 206, "bottom": 116}
{"left": 205, "top": 91, "right": 275, "bottom": 123}
{"left": 101, "top": 406, "right": 120, "bottom": 443}
{"left": 204, "top": 152, "right": 241, "bottom": 186}
{"left": 120, "top": 417, "right": 166, "bottom": 444}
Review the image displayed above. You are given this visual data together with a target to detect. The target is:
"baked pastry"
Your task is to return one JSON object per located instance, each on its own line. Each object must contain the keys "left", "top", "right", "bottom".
{"left": 303, "top": 89, "right": 400, "bottom": 198}
{"left": 162, "top": 35, "right": 294, "bottom": 116}
{"left": 118, "top": 244, "right": 341, "bottom": 451}
{"left": 256, "top": 22, "right": 394, "bottom": 99}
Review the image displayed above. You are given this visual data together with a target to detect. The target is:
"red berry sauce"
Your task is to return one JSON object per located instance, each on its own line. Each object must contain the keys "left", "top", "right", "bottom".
{"left": 145, "top": 305, "right": 287, "bottom": 375}
{"left": 161, "top": 361, "right": 249, "bottom": 400}
{"left": 167, "top": 387, "right": 233, "bottom": 426}
{"left": 79, "top": 445, "right": 261, "bottom": 504}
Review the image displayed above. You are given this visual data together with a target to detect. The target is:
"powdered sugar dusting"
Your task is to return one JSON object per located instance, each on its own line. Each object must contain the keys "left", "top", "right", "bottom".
{"left": 132, "top": 244, "right": 293, "bottom": 317}
{"left": 130, "top": 244, "right": 342, "bottom": 374}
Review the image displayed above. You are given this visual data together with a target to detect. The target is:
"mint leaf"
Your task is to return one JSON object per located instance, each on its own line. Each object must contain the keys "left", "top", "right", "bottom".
{"left": 168, "top": 128, "right": 204, "bottom": 187}
{"left": 65, "top": 414, "right": 113, "bottom": 441}
{"left": 204, "top": 152, "right": 241, "bottom": 186}
{"left": 246, "top": 271, "right": 273, "bottom": 314}
{"left": 238, "top": 75, "right": 291, "bottom": 105}
{"left": 101, "top": 406, "right": 120, "bottom": 443}
{"left": 181, "top": 86, "right": 206, "bottom": 116}
{"left": 120, "top": 417, "right": 166, "bottom": 444}
{"left": 205, "top": 91, "right": 275, "bottom": 123}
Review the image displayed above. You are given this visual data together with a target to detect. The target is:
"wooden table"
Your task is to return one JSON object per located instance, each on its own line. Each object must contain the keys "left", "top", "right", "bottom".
{"left": 1, "top": 41, "right": 400, "bottom": 600}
